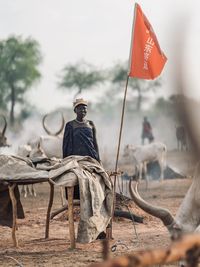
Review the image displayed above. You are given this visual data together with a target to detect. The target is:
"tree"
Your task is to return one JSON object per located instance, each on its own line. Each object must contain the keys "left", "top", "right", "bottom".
{"left": 0, "top": 36, "right": 42, "bottom": 124}
{"left": 110, "top": 62, "right": 161, "bottom": 111}
{"left": 58, "top": 61, "right": 105, "bottom": 100}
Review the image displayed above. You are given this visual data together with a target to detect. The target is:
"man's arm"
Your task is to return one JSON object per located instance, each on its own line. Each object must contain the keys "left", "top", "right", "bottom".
{"left": 62, "top": 122, "right": 73, "bottom": 158}
{"left": 89, "top": 120, "right": 100, "bottom": 161}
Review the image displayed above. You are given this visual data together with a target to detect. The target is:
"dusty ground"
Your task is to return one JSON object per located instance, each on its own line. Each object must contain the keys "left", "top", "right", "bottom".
{"left": 0, "top": 150, "right": 198, "bottom": 267}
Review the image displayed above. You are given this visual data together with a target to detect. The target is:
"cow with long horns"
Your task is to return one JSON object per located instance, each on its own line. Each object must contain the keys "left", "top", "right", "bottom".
{"left": 18, "top": 112, "right": 65, "bottom": 200}
{"left": 129, "top": 162, "right": 200, "bottom": 240}
{"left": 38, "top": 112, "right": 65, "bottom": 158}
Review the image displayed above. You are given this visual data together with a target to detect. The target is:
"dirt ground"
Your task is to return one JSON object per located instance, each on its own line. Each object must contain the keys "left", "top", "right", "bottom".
{"left": 0, "top": 150, "right": 198, "bottom": 267}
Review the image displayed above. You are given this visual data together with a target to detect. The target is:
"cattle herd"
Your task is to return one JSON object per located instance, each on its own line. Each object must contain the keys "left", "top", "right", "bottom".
{"left": 0, "top": 114, "right": 193, "bottom": 199}
{"left": 1, "top": 113, "right": 65, "bottom": 199}
{"left": 0, "top": 113, "right": 199, "bottom": 265}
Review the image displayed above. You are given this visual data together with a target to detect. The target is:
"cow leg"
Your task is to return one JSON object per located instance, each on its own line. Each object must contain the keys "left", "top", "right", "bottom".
{"left": 21, "top": 185, "right": 25, "bottom": 197}
{"left": 31, "top": 184, "right": 37, "bottom": 197}
{"left": 138, "top": 164, "right": 143, "bottom": 181}
{"left": 158, "top": 159, "right": 164, "bottom": 181}
{"left": 143, "top": 162, "right": 148, "bottom": 190}
{"left": 134, "top": 165, "right": 139, "bottom": 181}
{"left": 181, "top": 141, "right": 183, "bottom": 151}
{"left": 24, "top": 185, "right": 28, "bottom": 198}
{"left": 27, "top": 185, "right": 32, "bottom": 196}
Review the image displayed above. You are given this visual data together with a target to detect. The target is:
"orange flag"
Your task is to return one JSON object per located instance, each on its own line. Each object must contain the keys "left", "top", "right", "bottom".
{"left": 128, "top": 3, "right": 167, "bottom": 80}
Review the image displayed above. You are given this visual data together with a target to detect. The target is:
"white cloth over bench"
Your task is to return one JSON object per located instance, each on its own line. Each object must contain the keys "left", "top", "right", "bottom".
{"left": 0, "top": 155, "right": 113, "bottom": 243}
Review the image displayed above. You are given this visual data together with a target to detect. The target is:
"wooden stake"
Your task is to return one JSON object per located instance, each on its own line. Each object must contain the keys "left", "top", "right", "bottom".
{"left": 45, "top": 182, "right": 54, "bottom": 239}
{"left": 89, "top": 234, "right": 200, "bottom": 267}
{"left": 67, "top": 187, "right": 75, "bottom": 249}
{"left": 8, "top": 183, "right": 18, "bottom": 248}
{"left": 102, "top": 239, "right": 110, "bottom": 261}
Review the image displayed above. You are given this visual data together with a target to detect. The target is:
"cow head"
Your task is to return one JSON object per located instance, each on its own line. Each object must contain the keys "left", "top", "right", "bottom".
{"left": 0, "top": 115, "right": 9, "bottom": 147}
{"left": 129, "top": 179, "right": 183, "bottom": 240}
{"left": 17, "top": 144, "right": 32, "bottom": 157}
{"left": 42, "top": 112, "right": 65, "bottom": 136}
{"left": 123, "top": 144, "right": 136, "bottom": 157}
{"left": 28, "top": 141, "right": 46, "bottom": 159}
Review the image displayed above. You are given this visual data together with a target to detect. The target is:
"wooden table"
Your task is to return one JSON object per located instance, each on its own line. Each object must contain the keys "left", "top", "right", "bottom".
{"left": 3, "top": 180, "right": 77, "bottom": 249}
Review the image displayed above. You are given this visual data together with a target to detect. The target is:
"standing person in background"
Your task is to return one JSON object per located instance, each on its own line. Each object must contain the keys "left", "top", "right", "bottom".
{"left": 141, "top": 116, "right": 154, "bottom": 145}
{"left": 62, "top": 98, "right": 101, "bottom": 198}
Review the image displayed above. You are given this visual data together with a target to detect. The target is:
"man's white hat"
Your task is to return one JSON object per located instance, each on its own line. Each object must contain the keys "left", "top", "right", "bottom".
{"left": 73, "top": 98, "right": 88, "bottom": 109}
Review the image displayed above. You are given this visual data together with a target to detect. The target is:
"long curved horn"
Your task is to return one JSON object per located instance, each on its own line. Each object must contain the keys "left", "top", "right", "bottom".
{"left": 54, "top": 113, "right": 65, "bottom": 136}
{"left": 42, "top": 113, "right": 65, "bottom": 136}
{"left": 0, "top": 115, "right": 7, "bottom": 136}
{"left": 42, "top": 114, "right": 52, "bottom": 135}
{"left": 129, "top": 179, "right": 175, "bottom": 227}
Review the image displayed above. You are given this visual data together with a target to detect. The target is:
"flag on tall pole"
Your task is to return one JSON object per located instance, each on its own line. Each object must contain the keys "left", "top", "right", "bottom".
{"left": 128, "top": 3, "right": 167, "bottom": 80}
{"left": 109, "top": 3, "right": 167, "bottom": 240}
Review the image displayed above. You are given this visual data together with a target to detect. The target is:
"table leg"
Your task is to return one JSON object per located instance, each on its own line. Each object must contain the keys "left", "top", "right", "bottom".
{"left": 45, "top": 182, "right": 54, "bottom": 239}
{"left": 8, "top": 184, "right": 18, "bottom": 247}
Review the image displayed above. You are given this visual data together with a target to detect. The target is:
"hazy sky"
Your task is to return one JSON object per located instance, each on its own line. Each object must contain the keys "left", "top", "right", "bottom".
{"left": 0, "top": 0, "right": 199, "bottom": 112}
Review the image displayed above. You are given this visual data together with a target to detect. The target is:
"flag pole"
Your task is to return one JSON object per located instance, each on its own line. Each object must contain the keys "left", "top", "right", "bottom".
{"left": 106, "top": 75, "right": 129, "bottom": 239}
{"left": 106, "top": 3, "right": 137, "bottom": 239}
{"left": 114, "top": 75, "right": 129, "bottom": 181}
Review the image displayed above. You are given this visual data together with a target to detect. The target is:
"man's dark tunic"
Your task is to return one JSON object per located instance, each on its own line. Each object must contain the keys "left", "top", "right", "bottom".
{"left": 62, "top": 120, "right": 100, "bottom": 162}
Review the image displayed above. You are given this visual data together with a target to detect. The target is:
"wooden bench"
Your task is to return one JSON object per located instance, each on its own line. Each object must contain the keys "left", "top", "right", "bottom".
{"left": 7, "top": 181, "right": 77, "bottom": 249}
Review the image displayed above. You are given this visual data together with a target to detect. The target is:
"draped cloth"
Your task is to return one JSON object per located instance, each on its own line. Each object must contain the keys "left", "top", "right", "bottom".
{"left": 0, "top": 155, "right": 113, "bottom": 243}
{"left": 62, "top": 120, "right": 100, "bottom": 162}
{"left": 37, "top": 156, "right": 113, "bottom": 243}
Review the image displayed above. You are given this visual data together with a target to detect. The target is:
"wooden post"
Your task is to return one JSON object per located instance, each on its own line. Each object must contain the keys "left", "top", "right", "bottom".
{"left": 67, "top": 187, "right": 75, "bottom": 249}
{"left": 8, "top": 183, "right": 18, "bottom": 247}
{"left": 88, "top": 234, "right": 200, "bottom": 267}
{"left": 102, "top": 239, "right": 110, "bottom": 261}
{"left": 45, "top": 182, "right": 54, "bottom": 239}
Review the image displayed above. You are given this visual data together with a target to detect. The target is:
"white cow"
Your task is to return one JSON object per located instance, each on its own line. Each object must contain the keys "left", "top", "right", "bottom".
{"left": 17, "top": 113, "right": 65, "bottom": 201}
{"left": 35, "top": 112, "right": 65, "bottom": 158}
{"left": 129, "top": 161, "right": 200, "bottom": 240}
{"left": 18, "top": 143, "right": 46, "bottom": 158}
{"left": 36, "top": 135, "right": 62, "bottom": 158}
{"left": 17, "top": 144, "right": 35, "bottom": 198}
{"left": 123, "top": 142, "right": 167, "bottom": 183}
{"left": 23, "top": 112, "right": 64, "bottom": 159}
